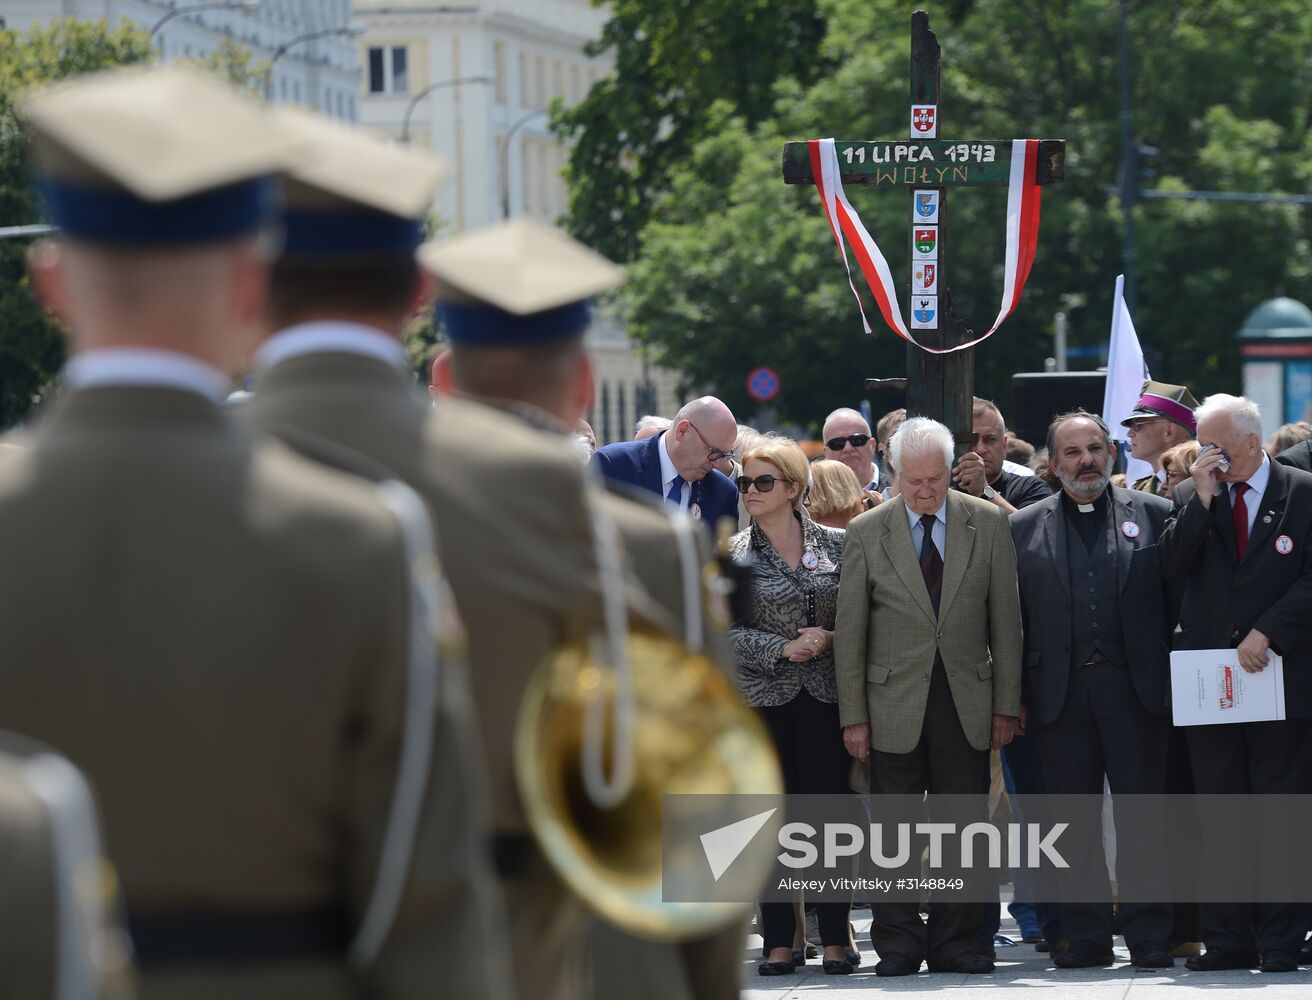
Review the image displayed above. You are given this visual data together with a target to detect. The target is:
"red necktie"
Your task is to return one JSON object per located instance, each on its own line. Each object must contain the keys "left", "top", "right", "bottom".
{"left": 1232, "top": 482, "right": 1250, "bottom": 561}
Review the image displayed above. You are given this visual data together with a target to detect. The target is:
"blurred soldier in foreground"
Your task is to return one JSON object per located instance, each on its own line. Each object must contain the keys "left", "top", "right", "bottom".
{"left": 1, "top": 67, "right": 496, "bottom": 999}
{"left": 245, "top": 116, "right": 659, "bottom": 1000}
{"left": 0, "top": 732, "right": 130, "bottom": 1000}
{"left": 424, "top": 218, "right": 744, "bottom": 999}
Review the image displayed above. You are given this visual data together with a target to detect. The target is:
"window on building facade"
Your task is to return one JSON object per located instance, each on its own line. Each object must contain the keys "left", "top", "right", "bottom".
{"left": 367, "top": 46, "right": 409, "bottom": 95}
{"left": 494, "top": 42, "right": 507, "bottom": 104}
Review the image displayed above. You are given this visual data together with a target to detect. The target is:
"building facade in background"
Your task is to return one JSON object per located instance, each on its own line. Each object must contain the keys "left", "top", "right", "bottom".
{"left": 2, "top": 0, "right": 685, "bottom": 443}
{"left": 354, "top": 0, "right": 684, "bottom": 444}
{"left": 353, "top": 0, "right": 605, "bottom": 231}
{"left": 3, "top": 0, "right": 359, "bottom": 121}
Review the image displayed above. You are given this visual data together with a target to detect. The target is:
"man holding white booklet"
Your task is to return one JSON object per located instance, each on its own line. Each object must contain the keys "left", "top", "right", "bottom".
{"left": 1159, "top": 393, "right": 1312, "bottom": 974}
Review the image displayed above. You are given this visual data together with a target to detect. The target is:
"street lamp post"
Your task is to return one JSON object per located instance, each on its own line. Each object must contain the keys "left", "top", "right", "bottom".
{"left": 264, "top": 26, "right": 362, "bottom": 100}
{"left": 149, "top": 1, "right": 259, "bottom": 44}
{"left": 400, "top": 76, "right": 494, "bottom": 144}
{"left": 499, "top": 108, "right": 549, "bottom": 219}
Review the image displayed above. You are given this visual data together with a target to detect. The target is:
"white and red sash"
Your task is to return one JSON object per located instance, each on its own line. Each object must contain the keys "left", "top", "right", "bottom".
{"left": 808, "top": 137, "right": 1043, "bottom": 354}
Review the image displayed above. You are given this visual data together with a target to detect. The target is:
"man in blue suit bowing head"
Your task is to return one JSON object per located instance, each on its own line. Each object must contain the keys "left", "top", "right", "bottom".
{"left": 592, "top": 396, "right": 740, "bottom": 533}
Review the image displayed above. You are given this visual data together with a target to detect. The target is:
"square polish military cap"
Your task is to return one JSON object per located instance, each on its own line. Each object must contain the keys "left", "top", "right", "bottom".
{"left": 416, "top": 218, "right": 624, "bottom": 344}
{"left": 1121, "top": 379, "right": 1200, "bottom": 433}
{"left": 274, "top": 107, "right": 448, "bottom": 258}
{"left": 22, "top": 64, "right": 298, "bottom": 245}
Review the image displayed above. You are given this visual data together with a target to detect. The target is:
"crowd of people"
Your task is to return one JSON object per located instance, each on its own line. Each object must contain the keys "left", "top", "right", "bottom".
{"left": 593, "top": 381, "right": 1312, "bottom": 981}
{"left": 3, "top": 61, "right": 1312, "bottom": 1000}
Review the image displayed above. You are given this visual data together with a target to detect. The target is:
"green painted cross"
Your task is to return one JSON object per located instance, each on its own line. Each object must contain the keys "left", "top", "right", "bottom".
{"left": 781, "top": 10, "right": 1065, "bottom": 449}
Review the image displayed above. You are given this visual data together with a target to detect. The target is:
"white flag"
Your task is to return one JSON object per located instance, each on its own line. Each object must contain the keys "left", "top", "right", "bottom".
{"left": 1102, "top": 275, "right": 1155, "bottom": 483}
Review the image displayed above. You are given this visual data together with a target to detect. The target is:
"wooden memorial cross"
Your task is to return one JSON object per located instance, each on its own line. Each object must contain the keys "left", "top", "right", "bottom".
{"left": 781, "top": 10, "right": 1065, "bottom": 448}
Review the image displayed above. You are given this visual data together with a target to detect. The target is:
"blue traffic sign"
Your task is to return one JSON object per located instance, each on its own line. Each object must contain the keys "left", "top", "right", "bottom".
{"left": 746, "top": 366, "right": 782, "bottom": 403}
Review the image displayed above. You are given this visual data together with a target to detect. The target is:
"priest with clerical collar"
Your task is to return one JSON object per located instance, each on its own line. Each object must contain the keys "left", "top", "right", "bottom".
{"left": 1008, "top": 411, "right": 1179, "bottom": 973}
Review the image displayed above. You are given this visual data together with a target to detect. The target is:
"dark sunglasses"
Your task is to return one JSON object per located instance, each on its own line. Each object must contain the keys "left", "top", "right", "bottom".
{"left": 826, "top": 433, "right": 870, "bottom": 451}
{"left": 736, "top": 474, "right": 779, "bottom": 495}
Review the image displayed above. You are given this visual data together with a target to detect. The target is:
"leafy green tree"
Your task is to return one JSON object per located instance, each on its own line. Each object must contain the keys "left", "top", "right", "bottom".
{"left": 191, "top": 36, "right": 269, "bottom": 97}
{"left": 0, "top": 18, "right": 152, "bottom": 428}
{"left": 611, "top": 0, "right": 1312, "bottom": 428}
{"left": 554, "top": 0, "right": 830, "bottom": 262}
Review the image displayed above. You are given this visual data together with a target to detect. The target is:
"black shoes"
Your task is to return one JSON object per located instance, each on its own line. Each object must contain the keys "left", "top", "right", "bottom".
{"left": 822, "top": 957, "right": 855, "bottom": 975}
{"left": 929, "top": 951, "right": 995, "bottom": 973}
{"left": 1130, "top": 940, "right": 1174, "bottom": 969}
{"left": 874, "top": 951, "right": 920, "bottom": 977}
{"left": 1185, "top": 948, "right": 1258, "bottom": 971}
{"left": 758, "top": 949, "right": 804, "bottom": 976}
{"left": 1260, "top": 949, "right": 1298, "bottom": 973}
{"left": 1053, "top": 939, "right": 1115, "bottom": 968}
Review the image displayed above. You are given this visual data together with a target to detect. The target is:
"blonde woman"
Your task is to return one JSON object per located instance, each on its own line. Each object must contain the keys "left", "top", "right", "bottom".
{"left": 806, "top": 459, "right": 866, "bottom": 529}
{"left": 1159, "top": 440, "right": 1201, "bottom": 497}
{"left": 728, "top": 437, "right": 854, "bottom": 975}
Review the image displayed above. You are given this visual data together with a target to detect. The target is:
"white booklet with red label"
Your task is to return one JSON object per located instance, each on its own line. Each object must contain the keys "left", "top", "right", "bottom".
{"left": 1171, "top": 650, "right": 1286, "bottom": 726}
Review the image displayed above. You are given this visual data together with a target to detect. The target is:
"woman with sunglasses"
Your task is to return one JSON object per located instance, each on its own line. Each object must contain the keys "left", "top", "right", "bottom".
{"left": 727, "top": 437, "right": 855, "bottom": 976}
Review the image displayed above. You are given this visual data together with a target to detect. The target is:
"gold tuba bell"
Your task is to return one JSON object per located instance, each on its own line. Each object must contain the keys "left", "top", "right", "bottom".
{"left": 514, "top": 508, "right": 782, "bottom": 942}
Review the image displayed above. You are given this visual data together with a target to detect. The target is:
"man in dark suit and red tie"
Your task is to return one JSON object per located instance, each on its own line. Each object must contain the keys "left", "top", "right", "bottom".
{"left": 591, "top": 396, "right": 741, "bottom": 531}
{"left": 1159, "top": 393, "right": 1312, "bottom": 974}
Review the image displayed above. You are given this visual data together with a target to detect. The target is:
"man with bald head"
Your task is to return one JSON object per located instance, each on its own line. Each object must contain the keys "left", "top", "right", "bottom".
{"left": 823, "top": 407, "right": 881, "bottom": 491}
{"left": 592, "top": 395, "right": 740, "bottom": 531}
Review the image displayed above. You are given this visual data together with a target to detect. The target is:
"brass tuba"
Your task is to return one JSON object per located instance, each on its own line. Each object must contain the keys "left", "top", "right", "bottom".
{"left": 514, "top": 508, "right": 782, "bottom": 941}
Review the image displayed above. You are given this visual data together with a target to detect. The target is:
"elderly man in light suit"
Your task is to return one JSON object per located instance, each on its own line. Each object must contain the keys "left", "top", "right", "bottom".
{"left": 836, "top": 417, "right": 1023, "bottom": 978}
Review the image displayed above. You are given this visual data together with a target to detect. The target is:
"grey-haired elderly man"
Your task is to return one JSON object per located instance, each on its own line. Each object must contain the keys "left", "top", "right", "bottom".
{"left": 1160, "top": 393, "right": 1312, "bottom": 974}
{"left": 835, "top": 417, "right": 1022, "bottom": 978}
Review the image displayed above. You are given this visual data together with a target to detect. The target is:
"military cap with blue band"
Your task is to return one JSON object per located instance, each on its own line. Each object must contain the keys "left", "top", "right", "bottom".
{"left": 22, "top": 65, "right": 298, "bottom": 245}
{"left": 417, "top": 219, "right": 623, "bottom": 345}
{"left": 274, "top": 107, "right": 446, "bottom": 258}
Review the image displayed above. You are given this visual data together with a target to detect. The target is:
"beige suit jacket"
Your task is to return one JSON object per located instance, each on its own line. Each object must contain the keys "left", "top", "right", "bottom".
{"left": 834, "top": 490, "right": 1022, "bottom": 754}
{"left": 0, "top": 386, "right": 493, "bottom": 1000}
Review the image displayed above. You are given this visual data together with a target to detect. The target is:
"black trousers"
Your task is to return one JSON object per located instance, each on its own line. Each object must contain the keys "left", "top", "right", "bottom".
{"left": 1164, "top": 725, "right": 1202, "bottom": 944}
{"left": 758, "top": 689, "right": 852, "bottom": 950}
{"left": 1035, "top": 661, "right": 1172, "bottom": 948}
{"left": 1186, "top": 718, "right": 1312, "bottom": 957}
{"left": 868, "top": 659, "right": 989, "bottom": 966}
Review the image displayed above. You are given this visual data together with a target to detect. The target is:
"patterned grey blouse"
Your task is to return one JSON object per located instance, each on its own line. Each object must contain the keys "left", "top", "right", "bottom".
{"left": 729, "top": 512, "right": 846, "bottom": 708}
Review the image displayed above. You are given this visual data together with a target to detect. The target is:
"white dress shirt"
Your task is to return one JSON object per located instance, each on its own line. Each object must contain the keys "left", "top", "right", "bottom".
{"left": 904, "top": 499, "right": 947, "bottom": 559}
{"left": 657, "top": 431, "right": 689, "bottom": 510}
{"left": 1230, "top": 452, "right": 1271, "bottom": 537}
{"left": 254, "top": 321, "right": 408, "bottom": 371}
{"left": 63, "top": 348, "right": 232, "bottom": 402}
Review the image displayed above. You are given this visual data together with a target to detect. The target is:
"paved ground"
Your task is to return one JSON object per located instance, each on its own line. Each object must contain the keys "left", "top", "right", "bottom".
{"left": 740, "top": 908, "right": 1312, "bottom": 998}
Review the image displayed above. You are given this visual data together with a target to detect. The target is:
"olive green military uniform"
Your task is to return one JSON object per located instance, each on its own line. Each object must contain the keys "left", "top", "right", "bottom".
{"left": 0, "top": 390, "right": 497, "bottom": 1000}
{"left": 585, "top": 485, "right": 745, "bottom": 1000}
{"left": 1131, "top": 474, "right": 1162, "bottom": 495}
{"left": 418, "top": 217, "right": 751, "bottom": 1000}
{"left": 250, "top": 353, "right": 647, "bottom": 1000}
{"left": 0, "top": 732, "right": 130, "bottom": 1000}
{"left": 8, "top": 66, "right": 499, "bottom": 1000}
{"left": 249, "top": 112, "right": 715, "bottom": 1000}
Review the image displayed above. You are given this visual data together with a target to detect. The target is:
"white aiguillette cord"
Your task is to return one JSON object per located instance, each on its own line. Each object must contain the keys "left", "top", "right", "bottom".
{"left": 582, "top": 495, "right": 637, "bottom": 809}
